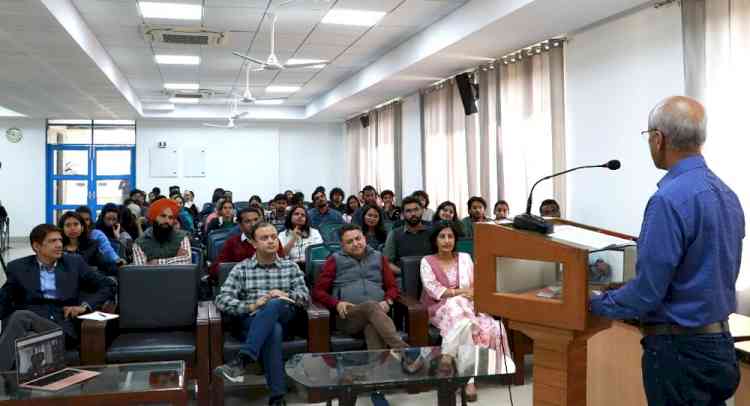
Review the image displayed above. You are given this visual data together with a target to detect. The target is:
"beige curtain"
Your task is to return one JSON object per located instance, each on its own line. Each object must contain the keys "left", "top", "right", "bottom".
{"left": 375, "top": 103, "right": 399, "bottom": 193}
{"left": 498, "top": 42, "right": 566, "bottom": 217}
{"left": 422, "top": 80, "right": 473, "bottom": 217}
{"left": 478, "top": 67, "right": 501, "bottom": 207}
{"left": 684, "top": 0, "right": 750, "bottom": 288}
{"left": 345, "top": 104, "right": 401, "bottom": 196}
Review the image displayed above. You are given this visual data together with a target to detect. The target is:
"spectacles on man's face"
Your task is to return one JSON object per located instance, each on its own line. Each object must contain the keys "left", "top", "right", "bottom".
{"left": 640, "top": 129, "right": 660, "bottom": 142}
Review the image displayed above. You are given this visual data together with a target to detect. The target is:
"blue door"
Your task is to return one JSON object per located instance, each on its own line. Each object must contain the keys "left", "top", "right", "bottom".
{"left": 46, "top": 145, "right": 136, "bottom": 223}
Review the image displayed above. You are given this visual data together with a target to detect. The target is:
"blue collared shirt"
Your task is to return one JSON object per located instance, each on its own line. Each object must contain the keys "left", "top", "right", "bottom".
{"left": 590, "top": 155, "right": 745, "bottom": 327}
{"left": 307, "top": 207, "right": 343, "bottom": 228}
{"left": 38, "top": 259, "right": 57, "bottom": 299}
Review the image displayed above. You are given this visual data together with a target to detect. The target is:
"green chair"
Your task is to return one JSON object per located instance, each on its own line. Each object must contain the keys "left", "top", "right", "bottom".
{"left": 319, "top": 222, "right": 344, "bottom": 242}
{"left": 456, "top": 238, "right": 474, "bottom": 258}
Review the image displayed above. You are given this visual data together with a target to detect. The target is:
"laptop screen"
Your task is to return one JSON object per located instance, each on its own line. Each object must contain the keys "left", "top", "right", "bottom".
{"left": 15, "top": 328, "right": 66, "bottom": 384}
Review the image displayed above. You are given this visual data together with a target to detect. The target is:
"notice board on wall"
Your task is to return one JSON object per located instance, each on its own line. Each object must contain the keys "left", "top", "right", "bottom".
{"left": 183, "top": 147, "right": 206, "bottom": 177}
{"left": 149, "top": 147, "right": 178, "bottom": 177}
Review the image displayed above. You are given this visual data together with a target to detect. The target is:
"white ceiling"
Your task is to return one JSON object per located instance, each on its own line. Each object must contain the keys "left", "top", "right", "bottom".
{"left": 0, "top": 0, "right": 655, "bottom": 121}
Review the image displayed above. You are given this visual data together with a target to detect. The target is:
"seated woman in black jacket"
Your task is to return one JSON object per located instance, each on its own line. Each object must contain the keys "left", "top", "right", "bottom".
{"left": 58, "top": 211, "right": 117, "bottom": 276}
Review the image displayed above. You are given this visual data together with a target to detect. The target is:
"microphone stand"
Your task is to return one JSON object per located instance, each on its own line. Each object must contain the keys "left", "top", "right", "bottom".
{"left": 514, "top": 163, "right": 612, "bottom": 234}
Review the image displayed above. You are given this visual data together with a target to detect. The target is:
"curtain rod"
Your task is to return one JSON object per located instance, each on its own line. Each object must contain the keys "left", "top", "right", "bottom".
{"left": 344, "top": 98, "right": 402, "bottom": 122}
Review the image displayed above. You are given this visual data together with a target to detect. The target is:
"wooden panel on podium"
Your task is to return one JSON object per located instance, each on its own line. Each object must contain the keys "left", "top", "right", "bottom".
{"left": 474, "top": 219, "right": 636, "bottom": 406}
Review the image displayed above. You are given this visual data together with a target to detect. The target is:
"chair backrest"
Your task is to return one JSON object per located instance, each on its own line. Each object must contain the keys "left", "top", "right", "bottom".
{"left": 319, "top": 222, "right": 344, "bottom": 243}
{"left": 307, "top": 259, "right": 328, "bottom": 289}
{"left": 117, "top": 265, "right": 199, "bottom": 330}
{"left": 400, "top": 255, "right": 425, "bottom": 298}
{"left": 217, "top": 262, "right": 240, "bottom": 288}
{"left": 456, "top": 238, "right": 474, "bottom": 258}
{"left": 235, "top": 201, "right": 250, "bottom": 210}
{"left": 207, "top": 228, "right": 233, "bottom": 262}
{"left": 201, "top": 202, "right": 214, "bottom": 213}
{"left": 191, "top": 247, "right": 204, "bottom": 267}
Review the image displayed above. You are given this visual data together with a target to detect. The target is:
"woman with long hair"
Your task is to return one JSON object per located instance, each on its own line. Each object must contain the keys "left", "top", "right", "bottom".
{"left": 360, "top": 204, "right": 387, "bottom": 249}
{"left": 342, "top": 195, "right": 361, "bottom": 224}
{"left": 206, "top": 199, "right": 235, "bottom": 234}
{"left": 59, "top": 211, "right": 117, "bottom": 275}
{"left": 432, "top": 201, "right": 464, "bottom": 236}
{"left": 419, "top": 221, "right": 513, "bottom": 401}
{"left": 278, "top": 206, "right": 323, "bottom": 269}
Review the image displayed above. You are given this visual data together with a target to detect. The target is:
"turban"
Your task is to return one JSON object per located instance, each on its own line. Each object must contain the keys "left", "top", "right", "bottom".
{"left": 147, "top": 199, "right": 180, "bottom": 222}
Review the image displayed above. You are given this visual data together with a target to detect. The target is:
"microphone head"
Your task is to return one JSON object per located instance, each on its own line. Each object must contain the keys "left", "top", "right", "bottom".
{"left": 606, "top": 160, "right": 621, "bottom": 170}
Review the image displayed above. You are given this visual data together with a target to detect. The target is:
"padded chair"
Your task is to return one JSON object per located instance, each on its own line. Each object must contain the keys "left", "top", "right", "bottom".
{"left": 399, "top": 255, "right": 530, "bottom": 385}
{"left": 319, "top": 222, "right": 344, "bottom": 243}
{"left": 456, "top": 238, "right": 474, "bottom": 258}
{"left": 235, "top": 201, "right": 249, "bottom": 210}
{"left": 206, "top": 228, "right": 233, "bottom": 263}
{"left": 208, "top": 263, "right": 330, "bottom": 405}
{"left": 84, "top": 265, "right": 210, "bottom": 406}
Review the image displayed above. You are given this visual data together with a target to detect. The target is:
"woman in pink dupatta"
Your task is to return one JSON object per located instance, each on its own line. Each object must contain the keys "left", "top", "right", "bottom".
{"left": 420, "top": 221, "right": 512, "bottom": 401}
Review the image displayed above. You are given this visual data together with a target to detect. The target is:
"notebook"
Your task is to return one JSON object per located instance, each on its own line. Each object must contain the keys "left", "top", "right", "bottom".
{"left": 15, "top": 328, "right": 99, "bottom": 391}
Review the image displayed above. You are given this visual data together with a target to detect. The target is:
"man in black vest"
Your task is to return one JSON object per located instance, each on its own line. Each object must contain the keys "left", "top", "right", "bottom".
{"left": 382, "top": 196, "right": 432, "bottom": 276}
{"left": 132, "top": 199, "right": 191, "bottom": 265}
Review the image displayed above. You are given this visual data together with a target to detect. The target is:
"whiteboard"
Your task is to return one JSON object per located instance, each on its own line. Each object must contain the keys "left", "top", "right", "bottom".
{"left": 183, "top": 147, "right": 206, "bottom": 177}
{"left": 149, "top": 147, "right": 178, "bottom": 178}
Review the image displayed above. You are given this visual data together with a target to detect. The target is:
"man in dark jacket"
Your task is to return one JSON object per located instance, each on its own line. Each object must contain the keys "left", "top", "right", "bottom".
{"left": 0, "top": 224, "right": 115, "bottom": 351}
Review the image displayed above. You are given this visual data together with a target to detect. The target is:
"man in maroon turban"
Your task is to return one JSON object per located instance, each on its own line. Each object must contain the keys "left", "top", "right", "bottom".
{"left": 132, "top": 198, "right": 192, "bottom": 265}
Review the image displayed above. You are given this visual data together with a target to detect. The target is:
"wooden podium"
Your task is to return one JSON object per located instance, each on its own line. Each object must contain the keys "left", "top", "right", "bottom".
{"left": 474, "top": 219, "right": 637, "bottom": 406}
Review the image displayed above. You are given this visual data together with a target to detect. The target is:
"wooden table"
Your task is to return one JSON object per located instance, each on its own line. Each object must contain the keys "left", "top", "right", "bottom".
{"left": 0, "top": 361, "right": 188, "bottom": 406}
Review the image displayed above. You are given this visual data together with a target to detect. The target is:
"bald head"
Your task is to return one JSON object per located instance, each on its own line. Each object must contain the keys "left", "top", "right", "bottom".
{"left": 648, "top": 96, "right": 706, "bottom": 152}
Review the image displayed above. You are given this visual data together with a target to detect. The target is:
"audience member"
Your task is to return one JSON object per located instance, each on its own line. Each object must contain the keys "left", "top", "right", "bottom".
{"left": 381, "top": 190, "right": 401, "bottom": 223}
{"left": 329, "top": 187, "right": 346, "bottom": 212}
{"left": 171, "top": 194, "right": 194, "bottom": 233}
{"left": 493, "top": 200, "right": 510, "bottom": 221}
{"left": 214, "top": 222, "right": 309, "bottom": 406}
{"left": 59, "top": 212, "right": 118, "bottom": 274}
{"left": 96, "top": 203, "right": 133, "bottom": 249}
{"left": 343, "top": 195, "right": 360, "bottom": 223}
{"left": 461, "top": 197, "right": 488, "bottom": 239}
{"left": 129, "top": 189, "right": 147, "bottom": 215}
{"left": 249, "top": 195, "right": 263, "bottom": 209}
{"left": 278, "top": 206, "right": 323, "bottom": 270}
{"left": 290, "top": 192, "right": 305, "bottom": 208}
{"left": 284, "top": 190, "right": 294, "bottom": 203}
{"left": 74, "top": 206, "right": 124, "bottom": 267}
{"left": 412, "top": 190, "right": 435, "bottom": 222}
{"left": 308, "top": 190, "right": 343, "bottom": 228}
{"left": 207, "top": 199, "right": 236, "bottom": 234}
{"left": 1, "top": 224, "right": 115, "bottom": 350}
{"left": 209, "top": 208, "right": 285, "bottom": 279}
{"left": 224, "top": 190, "right": 234, "bottom": 203}
{"left": 267, "top": 194, "right": 288, "bottom": 229}
{"left": 312, "top": 224, "right": 419, "bottom": 406}
{"left": 119, "top": 203, "right": 143, "bottom": 240}
{"left": 433, "top": 201, "right": 464, "bottom": 236}
{"left": 133, "top": 199, "right": 192, "bottom": 265}
{"left": 539, "top": 199, "right": 561, "bottom": 217}
{"left": 183, "top": 190, "right": 200, "bottom": 220}
{"left": 383, "top": 196, "right": 432, "bottom": 276}
{"left": 148, "top": 187, "right": 161, "bottom": 203}
{"left": 360, "top": 205, "right": 388, "bottom": 249}
{"left": 419, "top": 221, "right": 512, "bottom": 401}
{"left": 353, "top": 185, "right": 384, "bottom": 227}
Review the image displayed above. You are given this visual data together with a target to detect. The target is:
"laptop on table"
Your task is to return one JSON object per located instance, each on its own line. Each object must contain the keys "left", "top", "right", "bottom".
{"left": 15, "top": 328, "right": 99, "bottom": 391}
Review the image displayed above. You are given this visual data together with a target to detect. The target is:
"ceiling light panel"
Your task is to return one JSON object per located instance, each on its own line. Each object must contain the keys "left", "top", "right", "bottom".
{"left": 139, "top": 2, "right": 202, "bottom": 20}
{"left": 155, "top": 55, "right": 201, "bottom": 65}
{"left": 266, "top": 86, "right": 301, "bottom": 93}
{"left": 164, "top": 83, "right": 200, "bottom": 90}
{"left": 169, "top": 97, "right": 199, "bottom": 104}
{"left": 322, "top": 9, "right": 386, "bottom": 27}
{"left": 254, "top": 100, "right": 285, "bottom": 105}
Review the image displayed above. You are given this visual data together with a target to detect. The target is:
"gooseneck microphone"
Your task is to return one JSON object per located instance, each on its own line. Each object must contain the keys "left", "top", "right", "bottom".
{"left": 513, "top": 159, "right": 621, "bottom": 234}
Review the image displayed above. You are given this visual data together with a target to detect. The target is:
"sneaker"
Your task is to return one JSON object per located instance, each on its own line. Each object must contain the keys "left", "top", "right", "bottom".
{"left": 370, "top": 391, "right": 390, "bottom": 406}
{"left": 216, "top": 354, "right": 257, "bottom": 383}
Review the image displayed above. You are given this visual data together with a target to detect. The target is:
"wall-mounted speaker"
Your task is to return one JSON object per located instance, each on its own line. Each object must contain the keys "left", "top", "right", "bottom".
{"left": 455, "top": 72, "right": 478, "bottom": 115}
{"left": 359, "top": 115, "right": 370, "bottom": 128}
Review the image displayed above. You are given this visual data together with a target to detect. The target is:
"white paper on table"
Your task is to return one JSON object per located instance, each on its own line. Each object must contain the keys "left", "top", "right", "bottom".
{"left": 77, "top": 311, "right": 120, "bottom": 321}
{"left": 549, "top": 225, "right": 634, "bottom": 250}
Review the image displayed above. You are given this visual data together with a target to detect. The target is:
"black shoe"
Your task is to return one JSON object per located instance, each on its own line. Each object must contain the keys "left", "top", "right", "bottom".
{"left": 269, "top": 395, "right": 287, "bottom": 406}
{"left": 216, "top": 354, "right": 259, "bottom": 382}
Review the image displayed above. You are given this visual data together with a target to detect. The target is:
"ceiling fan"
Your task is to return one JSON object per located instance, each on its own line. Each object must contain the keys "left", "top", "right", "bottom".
{"left": 238, "top": 63, "right": 286, "bottom": 104}
{"left": 202, "top": 99, "right": 248, "bottom": 128}
{"left": 233, "top": 14, "right": 328, "bottom": 71}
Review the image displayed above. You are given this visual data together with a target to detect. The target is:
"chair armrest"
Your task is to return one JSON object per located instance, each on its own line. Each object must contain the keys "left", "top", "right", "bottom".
{"left": 394, "top": 295, "right": 429, "bottom": 347}
{"left": 80, "top": 319, "right": 110, "bottom": 365}
{"left": 207, "top": 302, "right": 224, "bottom": 372}
{"left": 195, "top": 301, "right": 211, "bottom": 403}
{"left": 306, "top": 301, "right": 331, "bottom": 353}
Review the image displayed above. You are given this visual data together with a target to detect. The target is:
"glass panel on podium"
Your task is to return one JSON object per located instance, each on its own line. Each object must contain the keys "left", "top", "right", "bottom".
{"left": 496, "top": 258, "right": 565, "bottom": 302}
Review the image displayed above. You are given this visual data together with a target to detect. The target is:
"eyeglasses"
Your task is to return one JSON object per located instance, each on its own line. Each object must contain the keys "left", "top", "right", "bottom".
{"left": 640, "top": 129, "right": 659, "bottom": 142}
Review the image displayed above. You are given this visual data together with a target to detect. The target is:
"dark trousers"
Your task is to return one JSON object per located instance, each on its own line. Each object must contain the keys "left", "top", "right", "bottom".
{"left": 336, "top": 301, "right": 407, "bottom": 350}
{"left": 0, "top": 310, "right": 59, "bottom": 371}
{"left": 641, "top": 332, "right": 739, "bottom": 406}
{"left": 238, "top": 299, "right": 296, "bottom": 399}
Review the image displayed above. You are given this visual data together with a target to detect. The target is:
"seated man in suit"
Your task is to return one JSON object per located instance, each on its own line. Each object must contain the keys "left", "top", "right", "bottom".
{"left": 313, "top": 224, "right": 416, "bottom": 406}
{"left": 132, "top": 198, "right": 192, "bottom": 265}
{"left": 214, "top": 221, "right": 309, "bottom": 406}
{"left": 208, "top": 207, "right": 285, "bottom": 280}
{"left": 0, "top": 224, "right": 115, "bottom": 362}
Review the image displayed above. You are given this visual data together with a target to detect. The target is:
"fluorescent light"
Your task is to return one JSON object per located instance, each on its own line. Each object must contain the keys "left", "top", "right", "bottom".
{"left": 142, "top": 103, "right": 175, "bottom": 111}
{"left": 266, "top": 86, "right": 300, "bottom": 93}
{"left": 94, "top": 119, "right": 136, "bottom": 125}
{"left": 155, "top": 55, "right": 200, "bottom": 65}
{"left": 254, "top": 100, "right": 285, "bottom": 105}
{"left": 139, "top": 2, "right": 202, "bottom": 20}
{"left": 0, "top": 105, "right": 26, "bottom": 117}
{"left": 322, "top": 9, "right": 386, "bottom": 26}
{"left": 164, "top": 83, "right": 200, "bottom": 90}
{"left": 169, "top": 98, "right": 199, "bottom": 104}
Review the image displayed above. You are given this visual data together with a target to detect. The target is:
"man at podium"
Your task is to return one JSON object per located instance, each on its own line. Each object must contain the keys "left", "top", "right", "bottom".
{"left": 589, "top": 96, "right": 745, "bottom": 405}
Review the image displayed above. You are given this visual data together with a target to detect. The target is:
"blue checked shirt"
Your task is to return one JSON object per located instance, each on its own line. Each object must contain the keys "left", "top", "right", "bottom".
{"left": 38, "top": 260, "right": 58, "bottom": 299}
{"left": 214, "top": 255, "right": 309, "bottom": 316}
{"left": 590, "top": 156, "right": 745, "bottom": 327}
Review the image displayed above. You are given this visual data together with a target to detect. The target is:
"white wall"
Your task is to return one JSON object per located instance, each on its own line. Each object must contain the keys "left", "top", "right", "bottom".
{"left": 0, "top": 118, "right": 46, "bottom": 238}
{"left": 565, "top": 4, "right": 685, "bottom": 236}
{"left": 401, "top": 93, "right": 423, "bottom": 196}
{"left": 136, "top": 120, "right": 345, "bottom": 205}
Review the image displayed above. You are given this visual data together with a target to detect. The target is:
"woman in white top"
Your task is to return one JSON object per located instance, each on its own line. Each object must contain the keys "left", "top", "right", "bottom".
{"left": 278, "top": 205, "right": 323, "bottom": 270}
{"left": 419, "top": 221, "right": 513, "bottom": 402}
